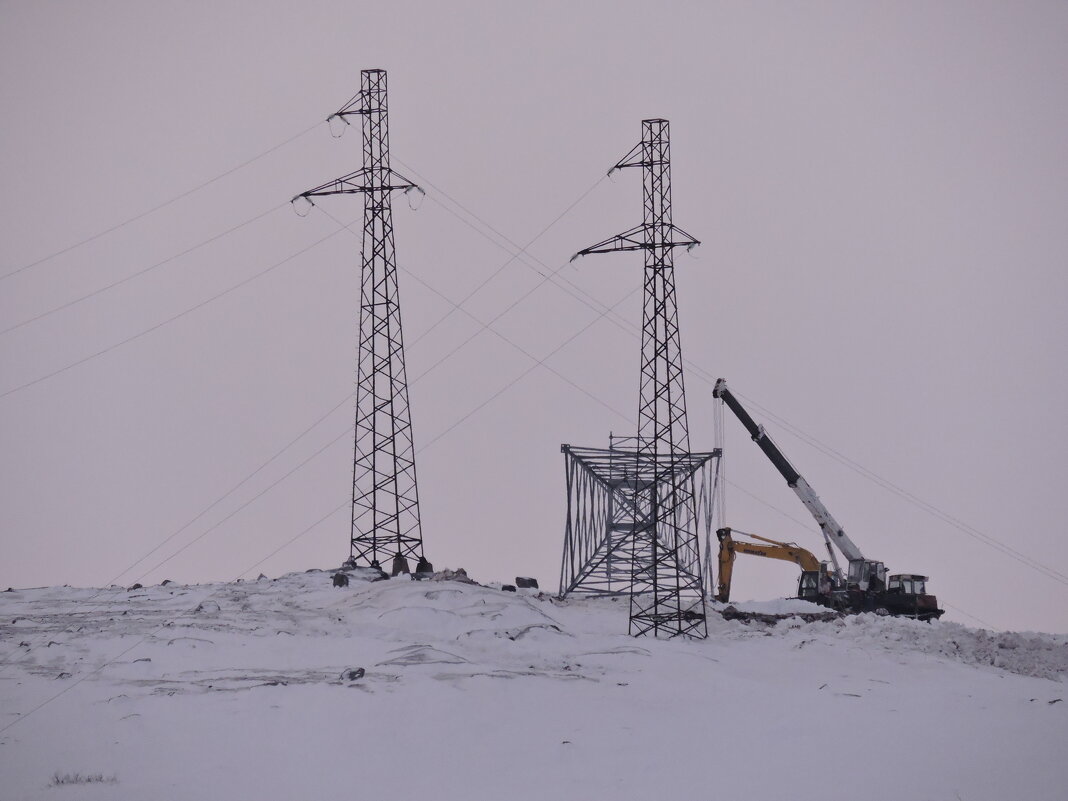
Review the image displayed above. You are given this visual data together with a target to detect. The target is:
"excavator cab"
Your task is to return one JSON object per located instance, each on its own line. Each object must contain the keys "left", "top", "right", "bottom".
{"left": 797, "top": 562, "right": 834, "bottom": 602}
{"left": 797, "top": 571, "right": 821, "bottom": 600}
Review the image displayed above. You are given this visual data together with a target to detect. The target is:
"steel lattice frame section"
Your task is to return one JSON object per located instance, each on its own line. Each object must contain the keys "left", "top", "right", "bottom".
{"left": 569, "top": 119, "right": 708, "bottom": 637}
{"left": 560, "top": 443, "right": 720, "bottom": 599}
{"left": 294, "top": 69, "right": 429, "bottom": 575}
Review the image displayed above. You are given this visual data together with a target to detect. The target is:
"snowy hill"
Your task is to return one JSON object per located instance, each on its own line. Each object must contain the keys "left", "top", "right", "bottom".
{"left": 1, "top": 569, "right": 1065, "bottom": 800}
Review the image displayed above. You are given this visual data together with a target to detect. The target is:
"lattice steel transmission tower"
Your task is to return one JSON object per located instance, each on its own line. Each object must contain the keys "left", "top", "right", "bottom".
{"left": 566, "top": 119, "right": 712, "bottom": 637}
{"left": 294, "top": 69, "right": 430, "bottom": 576}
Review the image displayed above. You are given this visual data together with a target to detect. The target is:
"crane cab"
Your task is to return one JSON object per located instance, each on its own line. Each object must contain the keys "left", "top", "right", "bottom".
{"left": 847, "top": 559, "right": 887, "bottom": 591}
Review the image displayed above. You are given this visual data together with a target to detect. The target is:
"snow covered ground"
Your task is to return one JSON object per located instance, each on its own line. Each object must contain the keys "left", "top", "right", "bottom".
{"left": 1, "top": 569, "right": 1065, "bottom": 800}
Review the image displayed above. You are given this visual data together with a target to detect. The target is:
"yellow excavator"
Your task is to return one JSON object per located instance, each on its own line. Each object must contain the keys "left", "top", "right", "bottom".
{"left": 715, "top": 527, "right": 832, "bottom": 604}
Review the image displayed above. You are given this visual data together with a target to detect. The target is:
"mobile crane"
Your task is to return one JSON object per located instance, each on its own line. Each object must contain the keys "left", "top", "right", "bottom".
{"left": 713, "top": 379, "right": 944, "bottom": 620}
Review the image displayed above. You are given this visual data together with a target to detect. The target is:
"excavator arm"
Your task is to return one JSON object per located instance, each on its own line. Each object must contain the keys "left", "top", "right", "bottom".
{"left": 715, "top": 527, "right": 824, "bottom": 602}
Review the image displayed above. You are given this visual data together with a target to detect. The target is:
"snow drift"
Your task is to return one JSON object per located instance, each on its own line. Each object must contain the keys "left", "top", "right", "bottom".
{"left": 1, "top": 569, "right": 1065, "bottom": 800}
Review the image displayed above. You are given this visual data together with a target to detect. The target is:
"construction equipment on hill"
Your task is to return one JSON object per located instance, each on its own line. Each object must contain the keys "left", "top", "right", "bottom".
{"left": 713, "top": 378, "right": 944, "bottom": 621}
{"left": 714, "top": 527, "right": 830, "bottom": 604}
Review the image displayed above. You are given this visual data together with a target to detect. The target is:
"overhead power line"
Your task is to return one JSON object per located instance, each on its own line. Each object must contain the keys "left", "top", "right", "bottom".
{"left": 109, "top": 392, "right": 356, "bottom": 587}
{"left": 1, "top": 168, "right": 613, "bottom": 669}
{"left": 103, "top": 170, "right": 614, "bottom": 585}
{"left": 0, "top": 391, "right": 357, "bottom": 673}
{"left": 2, "top": 96, "right": 1053, "bottom": 598}
{"left": 730, "top": 391, "right": 1068, "bottom": 589}
{"left": 1, "top": 137, "right": 1055, "bottom": 663}
{"left": 0, "top": 246, "right": 636, "bottom": 687}
{"left": 0, "top": 418, "right": 353, "bottom": 672}
{"left": 1, "top": 168, "right": 618, "bottom": 672}
{"left": 131, "top": 423, "right": 354, "bottom": 582}
{"left": 0, "top": 215, "right": 356, "bottom": 401}
{"left": 0, "top": 121, "right": 324, "bottom": 284}
{"left": 390, "top": 158, "right": 1068, "bottom": 597}
{"left": 1, "top": 202, "right": 287, "bottom": 338}
{"left": 317, "top": 204, "right": 633, "bottom": 424}
{"left": 405, "top": 173, "right": 608, "bottom": 350}
{"left": 0, "top": 149, "right": 1022, "bottom": 725}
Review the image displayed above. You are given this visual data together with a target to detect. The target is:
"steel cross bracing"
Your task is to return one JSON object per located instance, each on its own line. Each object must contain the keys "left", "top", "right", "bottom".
{"left": 569, "top": 119, "right": 708, "bottom": 637}
{"left": 559, "top": 443, "right": 720, "bottom": 600}
{"left": 294, "top": 69, "right": 429, "bottom": 576}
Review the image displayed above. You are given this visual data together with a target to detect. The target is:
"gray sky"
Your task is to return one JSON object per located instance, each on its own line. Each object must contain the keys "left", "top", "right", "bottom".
{"left": 2, "top": 1, "right": 1066, "bottom": 633}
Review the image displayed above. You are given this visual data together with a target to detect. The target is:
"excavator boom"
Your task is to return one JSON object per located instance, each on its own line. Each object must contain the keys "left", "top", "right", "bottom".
{"left": 715, "top": 527, "right": 825, "bottom": 602}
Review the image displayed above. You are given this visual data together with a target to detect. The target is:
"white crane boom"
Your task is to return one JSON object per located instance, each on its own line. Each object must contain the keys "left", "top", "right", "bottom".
{"left": 713, "top": 379, "right": 872, "bottom": 582}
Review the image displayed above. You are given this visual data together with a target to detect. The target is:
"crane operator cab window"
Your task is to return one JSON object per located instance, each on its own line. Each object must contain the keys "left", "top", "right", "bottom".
{"left": 847, "top": 560, "right": 887, "bottom": 590}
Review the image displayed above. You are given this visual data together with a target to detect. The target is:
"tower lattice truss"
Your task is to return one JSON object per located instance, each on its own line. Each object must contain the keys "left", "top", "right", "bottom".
{"left": 295, "top": 69, "right": 429, "bottom": 575}
{"left": 564, "top": 119, "right": 716, "bottom": 638}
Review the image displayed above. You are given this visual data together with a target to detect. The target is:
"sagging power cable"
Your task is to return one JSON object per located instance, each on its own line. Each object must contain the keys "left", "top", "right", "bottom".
{"left": 404, "top": 172, "right": 608, "bottom": 350}
{"left": 0, "top": 253, "right": 643, "bottom": 718}
{"left": 0, "top": 214, "right": 357, "bottom": 401}
{"left": 96, "top": 170, "right": 615, "bottom": 585}
{"left": 2, "top": 169, "right": 614, "bottom": 666}
{"left": 316, "top": 204, "right": 633, "bottom": 424}
{"left": 1, "top": 202, "right": 288, "bottom": 338}
{"left": 0, "top": 171, "right": 623, "bottom": 668}
{"left": 0, "top": 419, "right": 353, "bottom": 670}
{"left": 730, "top": 390, "right": 1068, "bottom": 589}
{"left": 0, "top": 121, "right": 324, "bottom": 284}
{"left": 391, "top": 158, "right": 1068, "bottom": 596}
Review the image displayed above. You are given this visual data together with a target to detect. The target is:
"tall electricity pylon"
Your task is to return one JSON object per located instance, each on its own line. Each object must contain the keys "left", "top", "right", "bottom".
{"left": 572, "top": 119, "right": 707, "bottom": 637}
{"left": 294, "top": 69, "right": 430, "bottom": 576}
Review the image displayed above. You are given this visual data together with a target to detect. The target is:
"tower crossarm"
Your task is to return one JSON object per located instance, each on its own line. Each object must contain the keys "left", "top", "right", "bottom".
{"left": 609, "top": 134, "right": 669, "bottom": 173}
{"left": 571, "top": 223, "right": 700, "bottom": 261}
{"left": 571, "top": 122, "right": 700, "bottom": 263}
{"left": 331, "top": 91, "right": 370, "bottom": 119}
{"left": 293, "top": 168, "right": 419, "bottom": 200}
{"left": 328, "top": 69, "right": 389, "bottom": 121}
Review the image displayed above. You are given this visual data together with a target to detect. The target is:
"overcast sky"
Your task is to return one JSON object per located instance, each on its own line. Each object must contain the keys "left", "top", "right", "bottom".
{"left": 2, "top": 1, "right": 1066, "bottom": 633}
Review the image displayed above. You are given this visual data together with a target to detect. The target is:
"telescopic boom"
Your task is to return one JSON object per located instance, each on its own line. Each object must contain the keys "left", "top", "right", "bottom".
{"left": 713, "top": 379, "right": 868, "bottom": 577}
